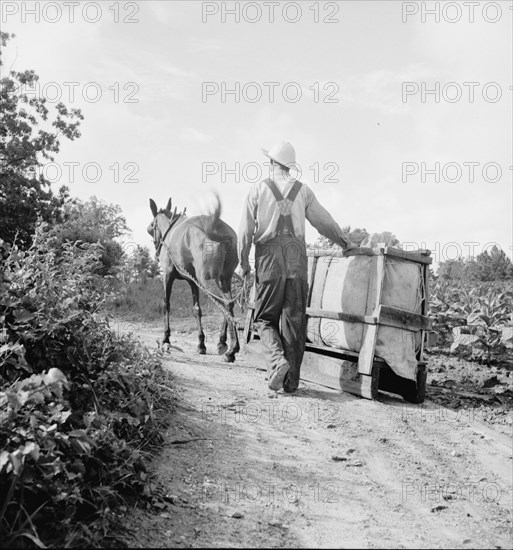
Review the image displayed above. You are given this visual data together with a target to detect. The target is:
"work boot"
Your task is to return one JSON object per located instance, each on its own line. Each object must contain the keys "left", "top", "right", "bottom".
{"left": 283, "top": 372, "right": 297, "bottom": 393}
{"left": 268, "top": 360, "right": 290, "bottom": 391}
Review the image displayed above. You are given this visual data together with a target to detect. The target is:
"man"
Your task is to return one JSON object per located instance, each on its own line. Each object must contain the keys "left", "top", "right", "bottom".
{"left": 238, "top": 141, "right": 356, "bottom": 392}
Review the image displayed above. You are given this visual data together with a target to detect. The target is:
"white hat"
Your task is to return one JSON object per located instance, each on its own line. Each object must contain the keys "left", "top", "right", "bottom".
{"left": 262, "top": 141, "right": 296, "bottom": 168}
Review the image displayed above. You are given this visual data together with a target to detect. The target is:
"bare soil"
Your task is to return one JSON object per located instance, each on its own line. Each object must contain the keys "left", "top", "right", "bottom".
{"left": 118, "top": 315, "right": 513, "bottom": 549}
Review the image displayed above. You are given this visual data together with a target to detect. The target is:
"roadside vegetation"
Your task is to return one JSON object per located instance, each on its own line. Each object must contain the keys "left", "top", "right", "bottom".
{"left": 1, "top": 33, "right": 173, "bottom": 547}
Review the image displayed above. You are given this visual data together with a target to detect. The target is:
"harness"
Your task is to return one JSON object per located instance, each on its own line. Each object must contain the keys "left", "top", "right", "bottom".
{"left": 153, "top": 214, "right": 181, "bottom": 258}
{"left": 263, "top": 178, "right": 302, "bottom": 237}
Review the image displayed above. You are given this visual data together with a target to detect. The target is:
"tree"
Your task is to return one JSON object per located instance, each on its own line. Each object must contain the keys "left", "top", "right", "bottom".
{"left": 437, "top": 246, "right": 513, "bottom": 283}
{"left": 121, "top": 244, "right": 160, "bottom": 283}
{"left": 43, "top": 196, "right": 131, "bottom": 276}
{"left": 437, "top": 258, "right": 465, "bottom": 282}
{"left": 0, "top": 32, "right": 83, "bottom": 247}
{"left": 474, "top": 246, "right": 513, "bottom": 282}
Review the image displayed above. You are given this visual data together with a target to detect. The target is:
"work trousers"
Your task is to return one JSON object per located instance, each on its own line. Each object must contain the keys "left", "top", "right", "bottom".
{"left": 253, "top": 236, "right": 308, "bottom": 392}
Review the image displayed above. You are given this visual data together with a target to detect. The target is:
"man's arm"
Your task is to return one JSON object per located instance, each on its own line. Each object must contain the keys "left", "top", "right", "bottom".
{"left": 238, "top": 185, "right": 257, "bottom": 274}
{"left": 305, "top": 188, "right": 355, "bottom": 250}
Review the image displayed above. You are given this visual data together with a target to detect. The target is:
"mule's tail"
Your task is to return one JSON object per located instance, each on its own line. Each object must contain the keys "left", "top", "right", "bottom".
{"left": 202, "top": 192, "right": 223, "bottom": 240}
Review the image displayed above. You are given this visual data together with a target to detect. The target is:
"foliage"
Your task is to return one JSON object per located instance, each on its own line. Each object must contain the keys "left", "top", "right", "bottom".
{"left": 311, "top": 228, "right": 399, "bottom": 250}
{"left": 429, "top": 278, "right": 513, "bottom": 367}
{"left": 0, "top": 174, "right": 72, "bottom": 248}
{"left": 342, "top": 227, "right": 370, "bottom": 246}
{"left": 0, "top": 32, "right": 84, "bottom": 248}
{"left": 438, "top": 245, "right": 513, "bottom": 283}
{"left": 42, "top": 196, "right": 131, "bottom": 277}
{"left": 0, "top": 231, "right": 172, "bottom": 548}
{"left": 118, "top": 245, "right": 160, "bottom": 284}
{"left": 108, "top": 277, "right": 219, "bottom": 321}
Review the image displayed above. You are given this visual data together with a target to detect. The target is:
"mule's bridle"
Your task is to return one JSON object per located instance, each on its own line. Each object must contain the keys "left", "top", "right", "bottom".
{"left": 152, "top": 212, "right": 182, "bottom": 258}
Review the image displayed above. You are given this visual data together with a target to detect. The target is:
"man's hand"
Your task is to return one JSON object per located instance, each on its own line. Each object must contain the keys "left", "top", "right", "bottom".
{"left": 342, "top": 241, "right": 358, "bottom": 255}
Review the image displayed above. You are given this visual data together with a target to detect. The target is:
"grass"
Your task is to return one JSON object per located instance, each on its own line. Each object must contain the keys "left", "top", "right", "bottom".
{"left": 108, "top": 277, "right": 220, "bottom": 321}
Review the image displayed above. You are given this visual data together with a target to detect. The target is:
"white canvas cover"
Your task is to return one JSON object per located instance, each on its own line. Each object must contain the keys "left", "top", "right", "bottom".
{"left": 307, "top": 254, "right": 424, "bottom": 381}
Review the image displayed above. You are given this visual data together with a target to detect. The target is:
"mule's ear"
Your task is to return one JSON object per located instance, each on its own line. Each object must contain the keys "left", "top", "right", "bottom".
{"left": 166, "top": 198, "right": 172, "bottom": 212}
{"left": 149, "top": 199, "right": 158, "bottom": 218}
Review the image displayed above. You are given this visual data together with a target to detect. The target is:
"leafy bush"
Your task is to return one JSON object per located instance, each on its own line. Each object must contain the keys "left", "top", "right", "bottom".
{"left": 429, "top": 280, "right": 513, "bottom": 366}
{"left": 0, "top": 230, "right": 172, "bottom": 547}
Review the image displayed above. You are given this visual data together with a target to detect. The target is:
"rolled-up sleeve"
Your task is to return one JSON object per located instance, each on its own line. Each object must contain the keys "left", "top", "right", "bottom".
{"left": 305, "top": 188, "right": 352, "bottom": 249}
{"left": 238, "top": 185, "right": 258, "bottom": 269}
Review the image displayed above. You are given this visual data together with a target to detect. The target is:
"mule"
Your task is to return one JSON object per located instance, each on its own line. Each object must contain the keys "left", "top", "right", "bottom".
{"left": 147, "top": 196, "right": 240, "bottom": 362}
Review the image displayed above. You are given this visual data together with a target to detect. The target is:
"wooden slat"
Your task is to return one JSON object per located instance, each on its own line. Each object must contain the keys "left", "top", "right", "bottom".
{"left": 306, "top": 305, "right": 432, "bottom": 332}
{"left": 300, "top": 351, "right": 379, "bottom": 399}
{"left": 344, "top": 247, "right": 432, "bottom": 265}
{"left": 300, "top": 351, "right": 343, "bottom": 389}
{"left": 305, "top": 342, "right": 386, "bottom": 364}
{"left": 307, "top": 255, "right": 319, "bottom": 307}
{"left": 343, "top": 246, "right": 385, "bottom": 258}
{"left": 357, "top": 254, "right": 385, "bottom": 375}
{"left": 242, "top": 283, "right": 257, "bottom": 346}
{"left": 383, "top": 247, "right": 432, "bottom": 265}
{"left": 242, "top": 309, "right": 254, "bottom": 345}
{"left": 378, "top": 305, "right": 433, "bottom": 331}
{"left": 339, "top": 361, "right": 379, "bottom": 400}
{"left": 307, "top": 248, "right": 344, "bottom": 258}
{"left": 306, "top": 308, "right": 376, "bottom": 325}
{"left": 420, "top": 262, "right": 430, "bottom": 360}
{"left": 307, "top": 246, "right": 432, "bottom": 265}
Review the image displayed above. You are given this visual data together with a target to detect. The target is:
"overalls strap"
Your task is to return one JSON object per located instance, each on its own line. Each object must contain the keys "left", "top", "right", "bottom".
{"left": 263, "top": 179, "right": 303, "bottom": 236}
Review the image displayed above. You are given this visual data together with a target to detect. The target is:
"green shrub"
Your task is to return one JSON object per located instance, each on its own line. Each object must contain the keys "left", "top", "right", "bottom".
{"left": 0, "top": 230, "right": 172, "bottom": 548}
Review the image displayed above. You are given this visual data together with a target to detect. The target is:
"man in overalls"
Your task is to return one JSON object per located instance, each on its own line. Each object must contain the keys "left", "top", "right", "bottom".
{"left": 238, "top": 141, "right": 356, "bottom": 392}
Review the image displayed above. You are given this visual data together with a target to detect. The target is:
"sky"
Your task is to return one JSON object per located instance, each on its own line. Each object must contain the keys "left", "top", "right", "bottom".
{"left": 1, "top": 0, "right": 512, "bottom": 269}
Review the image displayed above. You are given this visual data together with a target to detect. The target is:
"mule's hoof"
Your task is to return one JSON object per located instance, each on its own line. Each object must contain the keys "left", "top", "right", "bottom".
{"left": 217, "top": 344, "right": 228, "bottom": 355}
{"left": 223, "top": 353, "right": 235, "bottom": 363}
{"left": 198, "top": 347, "right": 207, "bottom": 355}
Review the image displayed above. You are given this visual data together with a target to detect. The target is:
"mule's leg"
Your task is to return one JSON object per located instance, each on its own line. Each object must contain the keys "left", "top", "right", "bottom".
{"left": 220, "top": 276, "right": 239, "bottom": 363}
{"left": 163, "top": 273, "right": 175, "bottom": 348}
{"left": 187, "top": 280, "right": 206, "bottom": 354}
{"left": 223, "top": 301, "right": 240, "bottom": 363}
{"left": 217, "top": 318, "right": 228, "bottom": 354}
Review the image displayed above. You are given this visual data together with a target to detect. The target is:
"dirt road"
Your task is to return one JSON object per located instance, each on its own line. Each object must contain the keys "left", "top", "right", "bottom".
{"left": 122, "top": 317, "right": 512, "bottom": 549}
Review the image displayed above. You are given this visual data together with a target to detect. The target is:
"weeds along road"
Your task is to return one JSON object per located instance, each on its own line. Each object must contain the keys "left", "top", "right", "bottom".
{"left": 122, "top": 317, "right": 512, "bottom": 549}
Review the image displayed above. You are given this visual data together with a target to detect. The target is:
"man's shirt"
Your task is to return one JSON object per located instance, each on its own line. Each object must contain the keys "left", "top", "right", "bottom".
{"left": 238, "top": 172, "right": 351, "bottom": 270}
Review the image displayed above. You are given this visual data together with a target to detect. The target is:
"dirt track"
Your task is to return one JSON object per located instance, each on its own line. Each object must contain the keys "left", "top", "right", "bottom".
{"left": 122, "top": 317, "right": 512, "bottom": 549}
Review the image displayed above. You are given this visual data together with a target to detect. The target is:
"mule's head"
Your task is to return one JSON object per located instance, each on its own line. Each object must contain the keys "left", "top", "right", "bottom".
{"left": 148, "top": 198, "right": 187, "bottom": 252}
